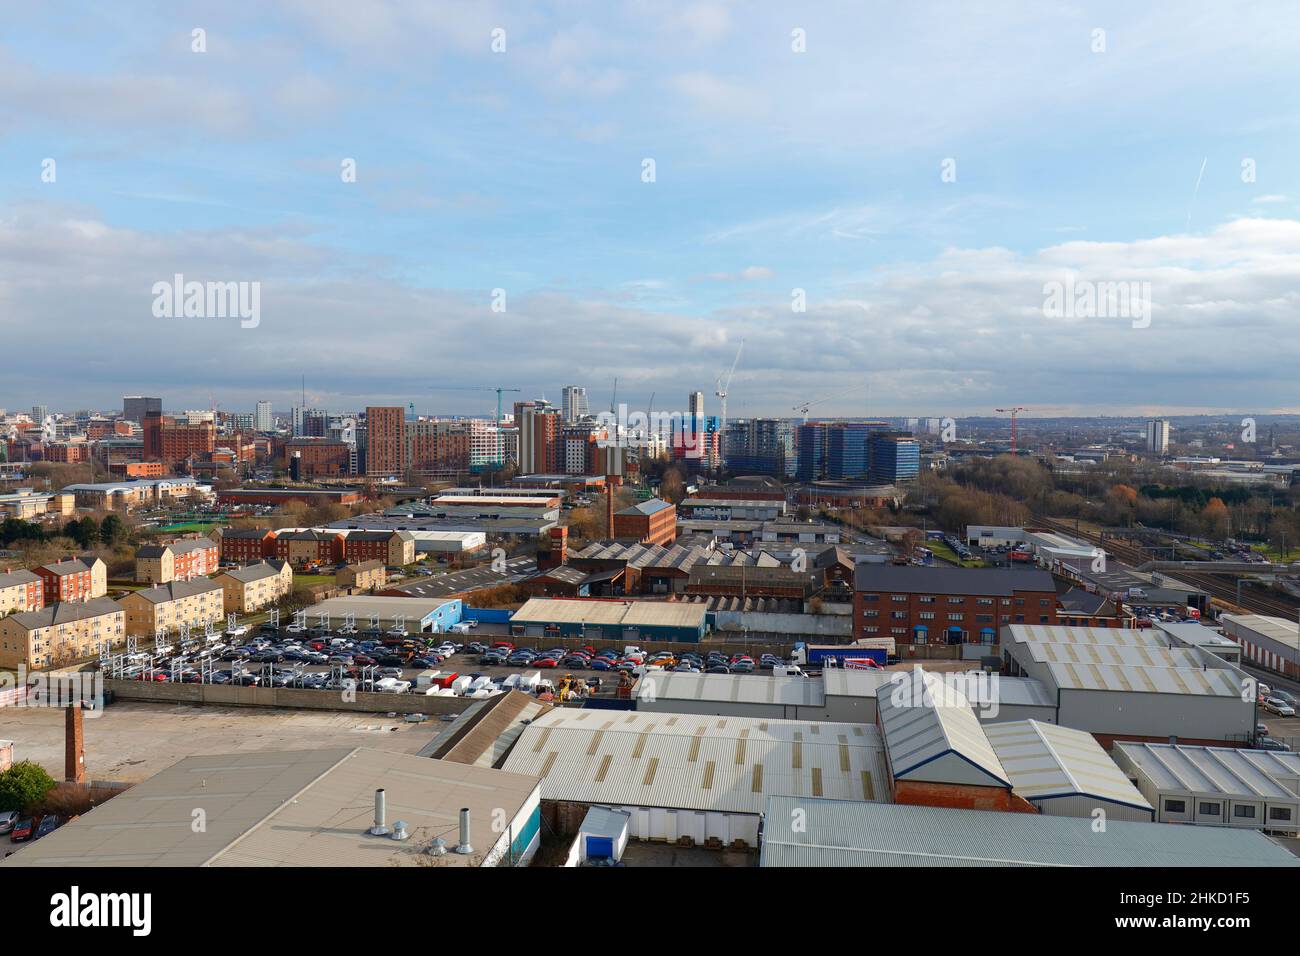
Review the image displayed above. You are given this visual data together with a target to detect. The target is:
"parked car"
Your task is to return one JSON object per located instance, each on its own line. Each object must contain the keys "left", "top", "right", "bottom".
{"left": 0, "top": 810, "right": 19, "bottom": 835}
{"left": 9, "top": 817, "right": 35, "bottom": 842}
{"left": 1258, "top": 737, "right": 1292, "bottom": 752}
{"left": 1264, "top": 698, "right": 1296, "bottom": 717}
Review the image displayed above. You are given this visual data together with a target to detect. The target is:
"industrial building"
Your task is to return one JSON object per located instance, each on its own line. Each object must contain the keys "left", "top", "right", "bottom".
{"left": 499, "top": 708, "right": 889, "bottom": 848}
{"left": 983, "top": 720, "right": 1153, "bottom": 821}
{"left": 508, "top": 598, "right": 708, "bottom": 643}
{"left": 1153, "top": 619, "right": 1243, "bottom": 664}
{"left": 854, "top": 565, "right": 1058, "bottom": 646}
{"left": 1112, "top": 742, "right": 1300, "bottom": 834}
{"left": 1, "top": 748, "right": 542, "bottom": 867}
{"left": 1000, "top": 624, "right": 1256, "bottom": 746}
{"left": 875, "top": 670, "right": 1022, "bottom": 811}
{"left": 1219, "top": 614, "right": 1300, "bottom": 678}
{"left": 301, "top": 595, "right": 463, "bottom": 633}
{"left": 758, "top": 797, "right": 1299, "bottom": 867}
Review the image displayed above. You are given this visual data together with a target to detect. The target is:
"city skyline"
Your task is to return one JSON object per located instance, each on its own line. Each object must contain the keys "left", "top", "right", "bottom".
{"left": 1, "top": 3, "right": 1299, "bottom": 415}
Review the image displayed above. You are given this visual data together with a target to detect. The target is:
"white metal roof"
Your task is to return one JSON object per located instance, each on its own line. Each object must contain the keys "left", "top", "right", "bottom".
{"left": 1017, "top": 641, "right": 1206, "bottom": 669}
{"left": 1004, "top": 624, "right": 1167, "bottom": 648}
{"left": 1114, "top": 742, "right": 1300, "bottom": 800}
{"left": 510, "top": 598, "right": 706, "bottom": 630}
{"left": 638, "top": 672, "right": 825, "bottom": 707}
{"left": 876, "top": 671, "right": 1010, "bottom": 788}
{"left": 984, "top": 719, "right": 1152, "bottom": 811}
{"left": 1220, "top": 614, "right": 1300, "bottom": 650}
{"left": 759, "top": 797, "right": 1300, "bottom": 868}
{"left": 1044, "top": 661, "right": 1244, "bottom": 697}
{"left": 1153, "top": 620, "right": 1239, "bottom": 648}
{"left": 500, "top": 708, "right": 888, "bottom": 815}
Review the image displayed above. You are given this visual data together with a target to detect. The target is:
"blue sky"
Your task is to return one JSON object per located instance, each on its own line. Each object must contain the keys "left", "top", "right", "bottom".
{"left": 1, "top": 1, "right": 1299, "bottom": 419}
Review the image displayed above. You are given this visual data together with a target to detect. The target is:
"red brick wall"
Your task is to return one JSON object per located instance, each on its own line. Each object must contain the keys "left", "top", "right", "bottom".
{"left": 854, "top": 587, "right": 1058, "bottom": 645}
{"left": 893, "top": 780, "right": 1038, "bottom": 813}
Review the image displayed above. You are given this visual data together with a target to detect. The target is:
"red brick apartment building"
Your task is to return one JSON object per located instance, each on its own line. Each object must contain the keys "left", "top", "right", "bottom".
{"left": 271, "top": 530, "right": 344, "bottom": 567}
{"left": 142, "top": 414, "right": 216, "bottom": 463}
{"left": 34, "top": 556, "right": 106, "bottom": 605}
{"left": 217, "top": 528, "right": 277, "bottom": 564}
{"left": 854, "top": 565, "right": 1058, "bottom": 647}
{"left": 612, "top": 499, "right": 677, "bottom": 546}
{"left": 169, "top": 536, "right": 219, "bottom": 579}
{"left": 284, "top": 437, "right": 352, "bottom": 478}
{"left": 365, "top": 406, "right": 406, "bottom": 477}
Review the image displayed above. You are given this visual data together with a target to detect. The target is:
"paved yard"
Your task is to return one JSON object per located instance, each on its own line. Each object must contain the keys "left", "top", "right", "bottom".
{"left": 0, "top": 701, "right": 439, "bottom": 783}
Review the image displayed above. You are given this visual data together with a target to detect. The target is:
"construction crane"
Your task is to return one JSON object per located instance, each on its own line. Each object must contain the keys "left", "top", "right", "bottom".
{"left": 995, "top": 407, "right": 1028, "bottom": 456}
{"left": 715, "top": 339, "right": 744, "bottom": 431}
{"left": 609, "top": 377, "right": 618, "bottom": 415}
{"left": 792, "top": 382, "right": 869, "bottom": 423}
{"left": 429, "top": 385, "right": 522, "bottom": 468}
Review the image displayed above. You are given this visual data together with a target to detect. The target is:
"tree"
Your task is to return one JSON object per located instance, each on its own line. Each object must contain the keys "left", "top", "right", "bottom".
{"left": 659, "top": 466, "right": 685, "bottom": 504}
{"left": 62, "top": 516, "right": 100, "bottom": 550}
{"left": 99, "top": 513, "right": 127, "bottom": 547}
{"left": 1202, "top": 497, "right": 1230, "bottom": 540}
{"left": 0, "top": 760, "right": 56, "bottom": 813}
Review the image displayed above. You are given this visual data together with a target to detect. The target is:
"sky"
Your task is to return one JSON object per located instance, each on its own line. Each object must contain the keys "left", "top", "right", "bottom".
{"left": 1, "top": 0, "right": 1298, "bottom": 420}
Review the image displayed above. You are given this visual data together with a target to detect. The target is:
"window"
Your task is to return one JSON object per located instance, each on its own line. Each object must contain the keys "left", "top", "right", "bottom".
{"left": 891, "top": 611, "right": 907, "bottom": 620}
{"left": 1233, "top": 805, "right": 1257, "bottom": 819}
{"left": 1198, "top": 802, "right": 1221, "bottom": 816}
{"left": 891, "top": 594, "right": 908, "bottom": 603}
{"left": 948, "top": 613, "right": 964, "bottom": 621}
{"left": 918, "top": 612, "right": 935, "bottom": 621}
{"left": 918, "top": 596, "right": 935, "bottom": 604}
{"left": 862, "top": 609, "right": 879, "bottom": 618}
{"left": 1269, "top": 806, "right": 1291, "bottom": 822}
{"left": 1164, "top": 799, "right": 1187, "bottom": 814}
{"left": 976, "top": 597, "right": 993, "bottom": 606}
{"left": 862, "top": 594, "right": 880, "bottom": 603}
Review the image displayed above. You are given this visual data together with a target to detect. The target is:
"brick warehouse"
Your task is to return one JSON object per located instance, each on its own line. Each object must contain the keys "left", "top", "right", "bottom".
{"left": 854, "top": 565, "right": 1058, "bottom": 647}
{"left": 612, "top": 498, "right": 676, "bottom": 546}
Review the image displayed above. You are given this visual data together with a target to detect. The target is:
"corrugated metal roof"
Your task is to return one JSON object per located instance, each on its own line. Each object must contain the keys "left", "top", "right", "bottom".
{"left": 1114, "top": 742, "right": 1300, "bottom": 800}
{"left": 876, "top": 671, "right": 1010, "bottom": 787}
{"left": 1018, "top": 641, "right": 1205, "bottom": 669}
{"left": 1221, "top": 614, "right": 1300, "bottom": 650}
{"left": 984, "top": 719, "right": 1152, "bottom": 810}
{"left": 1044, "top": 660, "right": 1243, "bottom": 696}
{"left": 510, "top": 598, "right": 706, "bottom": 629}
{"left": 1004, "top": 624, "right": 1167, "bottom": 648}
{"left": 0, "top": 748, "right": 541, "bottom": 868}
{"left": 638, "top": 672, "right": 825, "bottom": 707}
{"left": 500, "top": 709, "right": 887, "bottom": 815}
{"left": 759, "top": 796, "right": 1300, "bottom": 867}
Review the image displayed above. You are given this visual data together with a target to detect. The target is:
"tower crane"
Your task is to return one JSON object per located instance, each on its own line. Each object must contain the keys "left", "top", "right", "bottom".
{"left": 995, "top": 407, "right": 1028, "bottom": 456}
{"left": 429, "top": 385, "right": 522, "bottom": 468}
{"left": 715, "top": 339, "right": 744, "bottom": 431}
{"left": 792, "top": 382, "right": 870, "bottom": 423}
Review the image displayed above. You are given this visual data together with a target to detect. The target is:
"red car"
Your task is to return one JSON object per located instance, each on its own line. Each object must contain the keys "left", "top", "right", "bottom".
{"left": 534, "top": 657, "right": 560, "bottom": 668}
{"left": 10, "top": 817, "right": 35, "bottom": 842}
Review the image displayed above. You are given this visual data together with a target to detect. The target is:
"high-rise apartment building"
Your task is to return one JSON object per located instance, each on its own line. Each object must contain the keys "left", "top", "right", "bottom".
{"left": 561, "top": 386, "right": 590, "bottom": 423}
{"left": 255, "top": 401, "right": 274, "bottom": 432}
{"left": 365, "top": 406, "right": 406, "bottom": 477}
{"left": 724, "top": 418, "right": 796, "bottom": 477}
{"left": 1146, "top": 419, "right": 1170, "bottom": 454}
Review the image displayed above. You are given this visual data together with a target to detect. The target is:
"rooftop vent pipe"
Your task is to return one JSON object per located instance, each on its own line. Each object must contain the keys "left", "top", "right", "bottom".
{"left": 454, "top": 807, "right": 474, "bottom": 854}
{"left": 369, "top": 788, "right": 390, "bottom": 836}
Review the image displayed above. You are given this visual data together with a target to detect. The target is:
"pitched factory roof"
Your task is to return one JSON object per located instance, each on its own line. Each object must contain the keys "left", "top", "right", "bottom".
{"left": 500, "top": 708, "right": 887, "bottom": 815}
{"left": 984, "top": 719, "right": 1152, "bottom": 811}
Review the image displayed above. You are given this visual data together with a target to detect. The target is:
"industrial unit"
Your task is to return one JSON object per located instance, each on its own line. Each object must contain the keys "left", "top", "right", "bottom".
{"left": 1, "top": 748, "right": 542, "bottom": 867}
{"left": 300, "top": 595, "right": 463, "bottom": 633}
{"left": 1000, "top": 624, "right": 1257, "bottom": 746}
{"left": 983, "top": 719, "right": 1153, "bottom": 821}
{"left": 1112, "top": 742, "right": 1300, "bottom": 834}
{"left": 508, "top": 597, "right": 708, "bottom": 643}
{"left": 499, "top": 708, "right": 889, "bottom": 848}
{"left": 758, "top": 797, "right": 1300, "bottom": 867}
{"left": 1218, "top": 614, "right": 1300, "bottom": 678}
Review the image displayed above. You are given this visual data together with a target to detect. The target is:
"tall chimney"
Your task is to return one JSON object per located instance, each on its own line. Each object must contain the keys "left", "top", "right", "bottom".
{"left": 65, "top": 705, "right": 85, "bottom": 784}
{"left": 454, "top": 807, "right": 474, "bottom": 854}
{"left": 369, "top": 788, "right": 390, "bottom": 835}
{"left": 606, "top": 476, "right": 616, "bottom": 540}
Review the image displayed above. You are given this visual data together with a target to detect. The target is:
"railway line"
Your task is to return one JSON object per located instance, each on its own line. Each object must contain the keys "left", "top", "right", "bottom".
{"left": 1033, "top": 515, "right": 1300, "bottom": 620}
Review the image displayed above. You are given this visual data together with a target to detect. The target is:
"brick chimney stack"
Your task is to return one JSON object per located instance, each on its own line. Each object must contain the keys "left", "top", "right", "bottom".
{"left": 605, "top": 476, "right": 616, "bottom": 540}
{"left": 65, "top": 705, "right": 86, "bottom": 784}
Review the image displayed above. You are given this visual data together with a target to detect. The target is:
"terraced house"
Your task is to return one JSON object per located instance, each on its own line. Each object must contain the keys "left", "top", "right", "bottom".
{"left": 134, "top": 536, "right": 219, "bottom": 584}
{"left": 272, "top": 530, "right": 344, "bottom": 568}
{"left": 34, "top": 555, "right": 108, "bottom": 604}
{"left": 0, "top": 598, "right": 125, "bottom": 669}
{"left": 216, "top": 527, "right": 277, "bottom": 564}
{"left": 0, "top": 568, "right": 43, "bottom": 615}
{"left": 340, "top": 530, "right": 415, "bottom": 567}
{"left": 117, "top": 578, "right": 224, "bottom": 638}
{"left": 215, "top": 560, "right": 293, "bottom": 614}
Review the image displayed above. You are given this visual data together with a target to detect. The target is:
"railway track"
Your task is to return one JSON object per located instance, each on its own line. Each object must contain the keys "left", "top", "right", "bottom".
{"left": 1032, "top": 516, "right": 1300, "bottom": 619}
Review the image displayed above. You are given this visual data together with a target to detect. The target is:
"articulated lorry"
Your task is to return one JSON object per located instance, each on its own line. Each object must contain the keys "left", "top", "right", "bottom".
{"left": 790, "top": 638, "right": 896, "bottom": 668}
